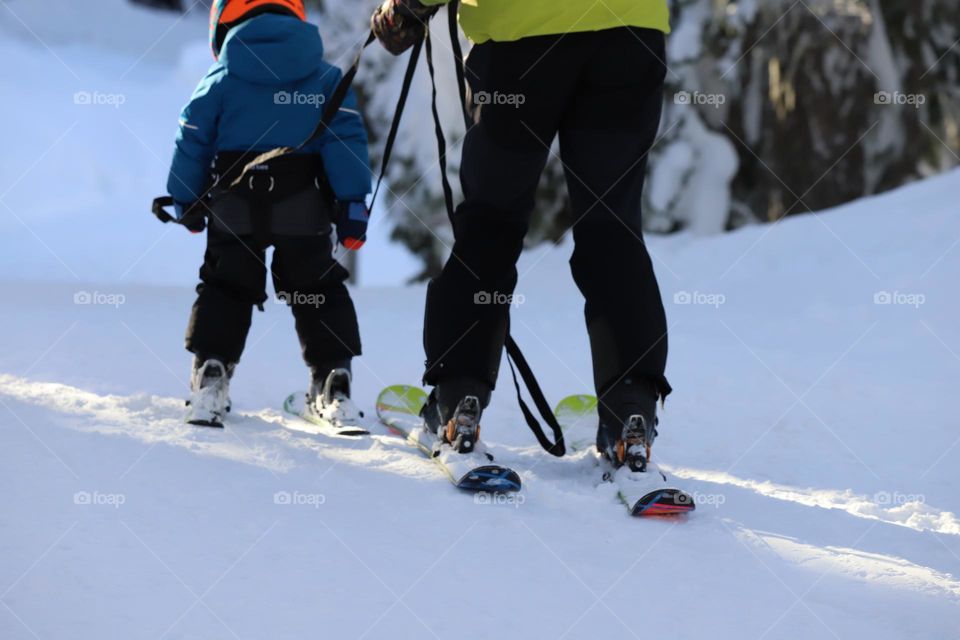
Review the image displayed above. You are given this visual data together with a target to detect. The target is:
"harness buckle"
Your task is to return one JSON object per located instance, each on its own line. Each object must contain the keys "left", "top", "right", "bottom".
{"left": 247, "top": 174, "right": 276, "bottom": 192}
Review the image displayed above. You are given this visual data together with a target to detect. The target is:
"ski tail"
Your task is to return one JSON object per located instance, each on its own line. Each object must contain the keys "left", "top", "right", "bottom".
{"left": 554, "top": 394, "right": 696, "bottom": 517}
{"left": 375, "top": 384, "right": 427, "bottom": 437}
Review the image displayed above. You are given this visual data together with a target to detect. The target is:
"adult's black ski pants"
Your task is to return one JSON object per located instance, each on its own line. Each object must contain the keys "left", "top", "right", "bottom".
{"left": 423, "top": 26, "right": 670, "bottom": 397}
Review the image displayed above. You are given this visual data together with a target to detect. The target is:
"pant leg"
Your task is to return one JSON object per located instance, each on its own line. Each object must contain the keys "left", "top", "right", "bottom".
{"left": 423, "top": 35, "right": 580, "bottom": 388}
{"left": 185, "top": 226, "right": 267, "bottom": 364}
{"left": 271, "top": 234, "right": 361, "bottom": 374}
{"left": 559, "top": 27, "right": 671, "bottom": 397}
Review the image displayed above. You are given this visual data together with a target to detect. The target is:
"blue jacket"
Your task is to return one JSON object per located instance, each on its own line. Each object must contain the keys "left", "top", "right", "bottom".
{"left": 167, "top": 14, "right": 370, "bottom": 205}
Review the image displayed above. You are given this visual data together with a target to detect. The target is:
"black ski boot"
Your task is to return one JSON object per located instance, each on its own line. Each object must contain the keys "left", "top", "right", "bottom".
{"left": 596, "top": 375, "right": 660, "bottom": 471}
{"left": 421, "top": 378, "right": 491, "bottom": 454}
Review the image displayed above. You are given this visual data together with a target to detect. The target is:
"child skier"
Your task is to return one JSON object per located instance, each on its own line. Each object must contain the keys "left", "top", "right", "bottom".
{"left": 167, "top": 0, "right": 371, "bottom": 427}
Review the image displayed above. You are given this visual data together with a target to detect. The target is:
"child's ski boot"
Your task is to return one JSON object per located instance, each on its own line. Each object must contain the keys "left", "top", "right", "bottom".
{"left": 186, "top": 358, "right": 233, "bottom": 427}
{"left": 306, "top": 367, "right": 365, "bottom": 428}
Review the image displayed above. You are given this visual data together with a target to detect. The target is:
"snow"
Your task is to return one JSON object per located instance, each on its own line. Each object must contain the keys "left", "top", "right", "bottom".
{"left": 3, "top": 169, "right": 959, "bottom": 637}
{"left": 3, "top": 3, "right": 960, "bottom": 638}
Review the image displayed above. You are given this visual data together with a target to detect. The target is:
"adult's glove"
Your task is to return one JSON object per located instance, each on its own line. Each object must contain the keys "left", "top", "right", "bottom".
{"left": 334, "top": 201, "right": 370, "bottom": 250}
{"left": 174, "top": 200, "right": 207, "bottom": 233}
{"left": 371, "top": 0, "right": 439, "bottom": 56}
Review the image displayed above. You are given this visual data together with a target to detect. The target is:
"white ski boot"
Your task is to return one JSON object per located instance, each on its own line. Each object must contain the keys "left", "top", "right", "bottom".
{"left": 305, "top": 368, "right": 366, "bottom": 433}
{"left": 186, "top": 358, "right": 232, "bottom": 427}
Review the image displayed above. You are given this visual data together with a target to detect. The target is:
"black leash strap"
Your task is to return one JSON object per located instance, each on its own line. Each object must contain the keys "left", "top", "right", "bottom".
{"left": 505, "top": 335, "right": 566, "bottom": 456}
{"left": 427, "top": 6, "right": 566, "bottom": 457}
{"left": 448, "top": 1, "right": 470, "bottom": 129}
{"left": 370, "top": 37, "right": 423, "bottom": 208}
{"left": 423, "top": 25, "right": 456, "bottom": 226}
{"left": 152, "top": 195, "right": 175, "bottom": 223}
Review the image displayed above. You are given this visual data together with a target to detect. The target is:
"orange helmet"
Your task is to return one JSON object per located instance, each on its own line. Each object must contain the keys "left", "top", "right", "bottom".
{"left": 209, "top": 0, "right": 307, "bottom": 59}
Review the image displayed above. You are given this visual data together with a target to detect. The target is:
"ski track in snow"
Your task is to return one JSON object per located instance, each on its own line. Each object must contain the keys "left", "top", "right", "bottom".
{"left": 3, "top": 370, "right": 960, "bottom": 639}
{"left": 668, "top": 466, "right": 960, "bottom": 536}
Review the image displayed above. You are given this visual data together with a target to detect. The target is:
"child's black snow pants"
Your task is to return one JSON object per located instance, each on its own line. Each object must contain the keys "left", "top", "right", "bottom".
{"left": 185, "top": 154, "right": 361, "bottom": 372}
{"left": 423, "top": 26, "right": 670, "bottom": 398}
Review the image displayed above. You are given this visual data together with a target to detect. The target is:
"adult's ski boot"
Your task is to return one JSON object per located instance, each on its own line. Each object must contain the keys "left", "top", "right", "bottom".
{"left": 421, "top": 378, "right": 490, "bottom": 455}
{"left": 597, "top": 375, "right": 660, "bottom": 471}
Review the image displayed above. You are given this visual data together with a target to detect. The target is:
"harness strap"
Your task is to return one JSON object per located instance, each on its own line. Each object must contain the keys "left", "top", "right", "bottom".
{"left": 231, "top": 29, "right": 422, "bottom": 218}
{"left": 504, "top": 336, "right": 566, "bottom": 457}
{"left": 230, "top": 31, "right": 377, "bottom": 186}
{"left": 423, "top": 27, "right": 456, "bottom": 226}
{"left": 448, "top": 2, "right": 470, "bottom": 129}
{"left": 370, "top": 37, "right": 424, "bottom": 208}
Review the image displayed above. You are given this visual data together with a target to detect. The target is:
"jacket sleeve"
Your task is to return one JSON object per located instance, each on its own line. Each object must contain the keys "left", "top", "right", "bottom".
{"left": 166, "top": 65, "right": 226, "bottom": 204}
{"left": 318, "top": 67, "right": 372, "bottom": 201}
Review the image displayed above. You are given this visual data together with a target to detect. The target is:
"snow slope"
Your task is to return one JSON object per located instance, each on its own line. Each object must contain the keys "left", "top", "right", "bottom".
{"left": 3, "top": 2, "right": 960, "bottom": 638}
{"left": 2, "top": 166, "right": 959, "bottom": 638}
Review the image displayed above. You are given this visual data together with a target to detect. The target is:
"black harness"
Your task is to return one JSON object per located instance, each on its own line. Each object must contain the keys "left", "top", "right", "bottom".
{"left": 207, "top": 151, "right": 332, "bottom": 247}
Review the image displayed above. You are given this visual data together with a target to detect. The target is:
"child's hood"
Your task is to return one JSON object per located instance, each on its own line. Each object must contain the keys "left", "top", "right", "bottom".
{"left": 218, "top": 13, "right": 325, "bottom": 85}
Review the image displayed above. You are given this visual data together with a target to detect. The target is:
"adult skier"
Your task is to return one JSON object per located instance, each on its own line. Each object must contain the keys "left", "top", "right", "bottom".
{"left": 167, "top": 0, "right": 372, "bottom": 427}
{"left": 372, "top": 0, "right": 672, "bottom": 470}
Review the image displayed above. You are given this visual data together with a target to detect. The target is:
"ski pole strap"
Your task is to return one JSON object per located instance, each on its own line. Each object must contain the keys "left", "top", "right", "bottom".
{"left": 504, "top": 335, "right": 566, "bottom": 457}
{"left": 230, "top": 31, "right": 378, "bottom": 189}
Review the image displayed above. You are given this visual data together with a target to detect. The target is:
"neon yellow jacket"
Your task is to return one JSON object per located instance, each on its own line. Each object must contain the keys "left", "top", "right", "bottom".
{"left": 420, "top": 0, "right": 670, "bottom": 44}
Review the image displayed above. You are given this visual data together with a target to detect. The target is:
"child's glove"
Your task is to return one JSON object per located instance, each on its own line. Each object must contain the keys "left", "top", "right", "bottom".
{"left": 334, "top": 201, "right": 370, "bottom": 250}
{"left": 174, "top": 200, "right": 207, "bottom": 233}
{"left": 371, "top": 0, "right": 439, "bottom": 56}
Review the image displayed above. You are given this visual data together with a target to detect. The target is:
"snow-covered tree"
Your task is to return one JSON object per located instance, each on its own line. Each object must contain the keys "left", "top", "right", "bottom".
{"left": 647, "top": 0, "right": 959, "bottom": 233}
{"left": 164, "top": 0, "right": 960, "bottom": 275}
